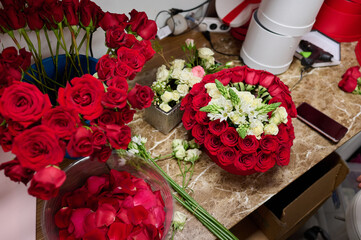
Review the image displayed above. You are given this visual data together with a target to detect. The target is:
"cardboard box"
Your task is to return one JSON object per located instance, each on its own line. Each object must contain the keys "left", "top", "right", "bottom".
{"left": 250, "top": 152, "right": 349, "bottom": 240}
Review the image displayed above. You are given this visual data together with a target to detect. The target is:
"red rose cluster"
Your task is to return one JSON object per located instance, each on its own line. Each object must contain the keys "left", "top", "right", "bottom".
{"left": 55, "top": 169, "right": 166, "bottom": 240}
{"left": 181, "top": 66, "right": 296, "bottom": 175}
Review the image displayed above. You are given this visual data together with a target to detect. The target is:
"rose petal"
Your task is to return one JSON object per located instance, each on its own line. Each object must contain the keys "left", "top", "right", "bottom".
{"left": 55, "top": 207, "right": 72, "bottom": 229}
{"left": 117, "top": 208, "right": 130, "bottom": 224}
{"left": 112, "top": 178, "right": 137, "bottom": 195}
{"left": 154, "top": 190, "right": 165, "bottom": 208}
{"left": 127, "top": 226, "right": 150, "bottom": 240}
{"left": 83, "top": 212, "right": 97, "bottom": 233}
{"left": 121, "top": 196, "right": 134, "bottom": 209}
{"left": 86, "top": 175, "right": 108, "bottom": 195}
{"left": 83, "top": 228, "right": 107, "bottom": 240}
{"left": 107, "top": 222, "right": 133, "bottom": 240}
{"left": 59, "top": 229, "right": 76, "bottom": 240}
{"left": 133, "top": 189, "right": 157, "bottom": 210}
{"left": 98, "top": 197, "right": 121, "bottom": 212}
{"left": 95, "top": 203, "right": 116, "bottom": 227}
{"left": 66, "top": 188, "right": 89, "bottom": 208}
{"left": 132, "top": 178, "right": 150, "bottom": 190}
{"left": 68, "top": 208, "right": 92, "bottom": 238}
{"left": 127, "top": 205, "right": 149, "bottom": 225}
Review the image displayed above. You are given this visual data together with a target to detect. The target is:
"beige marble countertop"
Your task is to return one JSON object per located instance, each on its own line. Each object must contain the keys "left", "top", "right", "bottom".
{"left": 127, "top": 31, "right": 361, "bottom": 239}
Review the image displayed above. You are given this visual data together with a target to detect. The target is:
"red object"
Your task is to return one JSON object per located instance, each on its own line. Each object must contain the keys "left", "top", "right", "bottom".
{"left": 356, "top": 39, "right": 361, "bottom": 66}
{"left": 313, "top": 0, "right": 361, "bottom": 42}
{"left": 222, "top": 0, "right": 261, "bottom": 26}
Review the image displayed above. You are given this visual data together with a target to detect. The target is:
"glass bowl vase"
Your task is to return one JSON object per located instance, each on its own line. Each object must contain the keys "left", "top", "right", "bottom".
{"left": 41, "top": 152, "right": 174, "bottom": 239}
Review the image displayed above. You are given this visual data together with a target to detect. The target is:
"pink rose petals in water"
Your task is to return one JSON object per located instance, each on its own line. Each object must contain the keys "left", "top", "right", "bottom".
{"left": 55, "top": 170, "right": 166, "bottom": 240}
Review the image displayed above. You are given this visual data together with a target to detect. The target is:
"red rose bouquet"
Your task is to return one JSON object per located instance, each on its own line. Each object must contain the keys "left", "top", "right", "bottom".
{"left": 0, "top": 2, "right": 157, "bottom": 200}
{"left": 181, "top": 66, "right": 297, "bottom": 175}
{"left": 338, "top": 66, "right": 361, "bottom": 94}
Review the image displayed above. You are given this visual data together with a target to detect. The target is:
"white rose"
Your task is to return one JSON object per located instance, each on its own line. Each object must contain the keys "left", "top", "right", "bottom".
{"left": 198, "top": 47, "right": 214, "bottom": 59}
{"left": 173, "top": 211, "right": 187, "bottom": 231}
{"left": 159, "top": 102, "right": 172, "bottom": 112}
{"left": 204, "top": 56, "right": 215, "bottom": 69}
{"left": 174, "top": 145, "right": 186, "bottom": 160}
{"left": 264, "top": 123, "right": 279, "bottom": 135}
{"left": 172, "top": 90, "right": 180, "bottom": 102}
{"left": 161, "top": 91, "right": 173, "bottom": 103}
{"left": 179, "top": 68, "right": 193, "bottom": 84}
{"left": 171, "top": 68, "right": 182, "bottom": 80}
{"left": 177, "top": 84, "right": 189, "bottom": 96}
{"left": 156, "top": 65, "right": 169, "bottom": 82}
{"left": 229, "top": 112, "right": 246, "bottom": 125}
{"left": 270, "top": 107, "right": 288, "bottom": 125}
{"left": 205, "top": 83, "right": 221, "bottom": 99}
{"left": 248, "top": 120, "right": 264, "bottom": 138}
{"left": 171, "top": 59, "right": 185, "bottom": 70}
{"left": 184, "top": 148, "right": 202, "bottom": 163}
{"left": 188, "top": 75, "right": 202, "bottom": 87}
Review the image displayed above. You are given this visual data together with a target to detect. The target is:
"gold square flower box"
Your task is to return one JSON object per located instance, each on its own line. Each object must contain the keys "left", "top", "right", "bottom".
{"left": 144, "top": 103, "right": 184, "bottom": 134}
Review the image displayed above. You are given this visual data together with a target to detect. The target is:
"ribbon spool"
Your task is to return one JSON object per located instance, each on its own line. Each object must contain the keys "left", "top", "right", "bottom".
{"left": 313, "top": 0, "right": 361, "bottom": 42}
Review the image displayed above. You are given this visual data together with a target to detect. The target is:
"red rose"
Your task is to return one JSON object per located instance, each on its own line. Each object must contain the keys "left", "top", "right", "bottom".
{"left": 189, "top": 82, "right": 206, "bottom": 96}
{"left": 91, "top": 126, "right": 107, "bottom": 148}
{"left": 79, "top": 0, "right": 104, "bottom": 28}
{"left": 96, "top": 55, "right": 116, "bottom": 81}
{"left": 195, "top": 111, "right": 210, "bottom": 125}
{"left": 260, "top": 135, "right": 279, "bottom": 154}
{"left": 244, "top": 69, "right": 261, "bottom": 85}
{"left": 63, "top": 0, "right": 80, "bottom": 25}
{"left": 209, "top": 120, "right": 229, "bottom": 136}
{"left": 338, "top": 66, "right": 360, "bottom": 92}
{"left": 7, "top": 119, "right": 25, "bottom": 136}
{"left": 120, "top": 34, "right": 138, "bottom": 48}
{"left": 259, "top": 71, "right": 276, "bottom": 88}
{"left": 0, "top": 68, "right": 22, "bottom": 96}
{"left": 12, "top": 125, "right": 65, "bottom": 171}
{"left": 182, "top": 108, "right": 196, "bottom": 130}
{"left": 127, "top": 84, "right": 154, "bottom": 110}
{"left": 276, "top": 124, "right": 290, "bottom": 145}
{"left": 230, "top": 66, "right": 246, "bottom": 83}
{"left": 105, "top": 27, "right": 126, "bottom": 49}
{"left": 117, "top": 47, "right": 146, "bottom": 73}
{"left": 220, "top": 127, "right": 239, "bottom": 147}
{"left": 132, "top": 40, "right": 156, "bottom": 61}
{"left": 128, "top": 9, "right": 157, "bottom": 40}
{"left": 107, "top": 76, "right": 128, "bottom": 92}
{"left": 41, "top": 0, "right": 64, "bottom": 24}
{"left": 180, "top": 94, "right": 193, "bottom": 110}
{"left": 192, "top": 93, "right": 211, "bottom": 111}
{"left": 101, "top": 87, "right": 127, "bottom": 109}
{"left": 1, "top": 47, "right": 22, "bottom": 68}
{"left": 58, "top": 74, "right": 105, "bottom": 120}
{"left": 268, "top": 79, "right": 285, "bottom": 97}
{"left": 234, "top": 153, "right": 258, "bottom": 171}
{"left": 238, "top": 135, "right": 259, "bottom": 154}
{"left": 96, "top": 109, "right": 122, "bottom": 128}
{"left": 119, "top": 105, "right": 135, "bottom": 124}
{"left": 0, "top": 82, "right": 51, "bottom": 128}
{"left": 18, "top": 48, "right": 32, "bottom": 71}
{"left": 204, "top": 133, "right": 223, "bottom": 155}
{"left": 276, "top": 145, "right": 291, "bottom": 166}
{"left": 105, "top": 124, "right": 131, "bottom": 149}
{"left": 24, "top": 6, "right": 44, "bottom": 30}
{"left": 114, "top": 61, "right": 135, "bottom": 79}
{"left": 0, "top": 158, "right": 34, "bottom": 185}
{"left": 0, "top": 127, "right": 13, "bottom": 152}
{"left": 192, "top": 123, "right": 208, "bottom": 145}
{"left": 28, "top": 166, "right": 66, "bottom": 200}
{"left": 99, "top": 12, "right": 128, "bottom": 31}
{"left": 255, "top": 152, "right": 276, "bottom": 172}
{"left": 27, "top": 0, "right": 45, "bottom": 8}
{"left": 5, "top": 6, "right": 26, "bottom": 30}
{"left": 66, "top": 126, "right": 94, "bottom": 158}
{"left": 269, "top": 92, "right": 297, "bottom": 118}
{"left": 90, "top": 145, "right": 112, "bottom": 163}
{"left": 217, "top": 146, "right": 237, "bottom": 166}
{"left": 0, "top": 9, "right": 9, "bottom": 32}
{"left": 42, "top": 106, "right": 80, "bottom": 140}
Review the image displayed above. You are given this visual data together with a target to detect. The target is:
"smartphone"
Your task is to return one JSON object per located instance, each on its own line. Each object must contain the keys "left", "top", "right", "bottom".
{"left": 296, "top": 102, "right": 348, "bottom": 143}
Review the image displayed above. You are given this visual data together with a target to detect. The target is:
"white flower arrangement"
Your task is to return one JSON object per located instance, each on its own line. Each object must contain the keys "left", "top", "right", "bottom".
{"left": 152, "top": 40, "right": 223, "bottom": 113}
{"left": 201, "top": 80, "right": 288, "bottom": 139}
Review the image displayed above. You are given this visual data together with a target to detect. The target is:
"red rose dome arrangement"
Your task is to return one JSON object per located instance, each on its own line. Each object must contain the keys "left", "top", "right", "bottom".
{"left": 181, "top": 66, "right": 297, "bottom": 175}
{"left": 0, "top": 1, "right": 157, "bottom": 200}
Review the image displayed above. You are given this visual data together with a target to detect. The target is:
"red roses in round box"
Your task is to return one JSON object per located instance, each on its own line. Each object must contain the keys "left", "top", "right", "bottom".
{"left": 181, "top": 66, "right": 296, "bottom": 175}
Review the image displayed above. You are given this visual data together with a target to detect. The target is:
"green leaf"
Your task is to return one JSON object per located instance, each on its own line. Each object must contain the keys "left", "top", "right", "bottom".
{"left": 215, "top": 79, "right": 229, "bottom": 98}
{"left": 236, "top": 126, "right": 248, "bottom": 139}
{"left": 256, "top": 102, "right": 282, "bottom": 114}
{"left": 199, "top": 104, "right": 221, "bottom": 114}
{"left": 229, "top": 88, "right": 240, "bottom": 106}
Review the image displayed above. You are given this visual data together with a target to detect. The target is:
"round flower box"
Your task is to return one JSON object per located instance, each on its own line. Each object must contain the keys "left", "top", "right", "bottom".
{"left": 181, "top": 66, "right": 296, "bottom": 175}
{"left": 41, "top": 153, "right": 173, "bottom": 240}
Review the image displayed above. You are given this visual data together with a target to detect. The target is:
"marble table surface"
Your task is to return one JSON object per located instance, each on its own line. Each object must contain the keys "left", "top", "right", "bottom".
{"left": 36, "top": 31, "right": 361, "bottom": 240}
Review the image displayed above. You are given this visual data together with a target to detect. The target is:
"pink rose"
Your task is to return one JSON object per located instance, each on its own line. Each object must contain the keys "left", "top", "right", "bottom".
{"left": 192, "top": 66, "right": 205, "bottom": 78}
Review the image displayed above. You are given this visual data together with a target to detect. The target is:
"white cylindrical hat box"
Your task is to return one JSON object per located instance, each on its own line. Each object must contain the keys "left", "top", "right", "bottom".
{"left": 240, "top": 11, "right": 301, "bottom": 75}
{"left": 257, "top": 0, "right": 324, "bottom": 37}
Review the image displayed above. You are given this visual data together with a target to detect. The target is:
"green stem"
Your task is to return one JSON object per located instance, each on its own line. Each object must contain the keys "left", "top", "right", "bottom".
{"left": 85, "top": 27, "right": 91, "bottom": 74}
{"left": 69, "top": 26, "right": 84, "bottom": 76}
{"left": 44, "top": 28, "right": 55, "bottom": 64}
{"left": 24, "top": 72, "right": 56, "bottom": 91}
{"left": 7, "top": 31, "right": 21, "bottom": 49}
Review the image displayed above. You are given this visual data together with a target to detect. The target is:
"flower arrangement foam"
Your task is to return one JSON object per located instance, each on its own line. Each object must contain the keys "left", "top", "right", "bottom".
{"left": 0, "top": 2, "right": 157, "bottom": 200}
{"left": 151, "top": 39, "right": 224, "bottom": 113}
{"left": 181, "top": 66, "right": 297, "bottom": 175}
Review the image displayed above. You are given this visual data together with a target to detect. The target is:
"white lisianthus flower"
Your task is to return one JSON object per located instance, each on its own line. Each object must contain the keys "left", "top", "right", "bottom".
{"left": 174, "top": 145, "right": 186, "bottom": 160}
{"left": 185, "top": 38, "right": 194, "bottom": 48}
{"left": 179, "top": 68, "right": 193, "bottom": 85}
{"left": 184, "top": 148, "right": 202, "bottom": 163}
{"left": 171, "top": 59, "right": 185, "bottom": 70}
{"left": 161, "top": 91, "right": 173, "bottom": 103}
{"left": 248, "top": 119, "right": 264, "bottom": 138}
{"left": 173, "top": 211, "right": 187, "bottom": 231}
{"left": 172, "top": 139, "right": 184, "bottom": 149}
{"left": 177, "top": 84, "right": 189, "bottom": 96}
{"left": 171, "top": 68, "right": 182, "bottom": 80}
{"left": 159, "top": 102, "right": 172, "bottom": 112}
{"left": 204, "top": 56, "right": 216, "bottom": 69}
{"left": 131, "top": 135, "right": 147, "bottom": 145}
{"left": 188, "top": 75, "right": 202, "bottom": 87}
{"left": 198, "top": 47, "right": 214, "bottom": 59}
{"left": 270, "top": 106, "right": 288, "bottom": 125}
{"left": 156, "top": 65, "right": 169, "bottom": 82}
{"left": 229, "top": 112, "right": 246, "bottom": 125}
{"left": 264, "top": 123, "right": 279, "bottom": 135}
{"left": 172, "top": 90, "right": 180, "bottom": 102}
